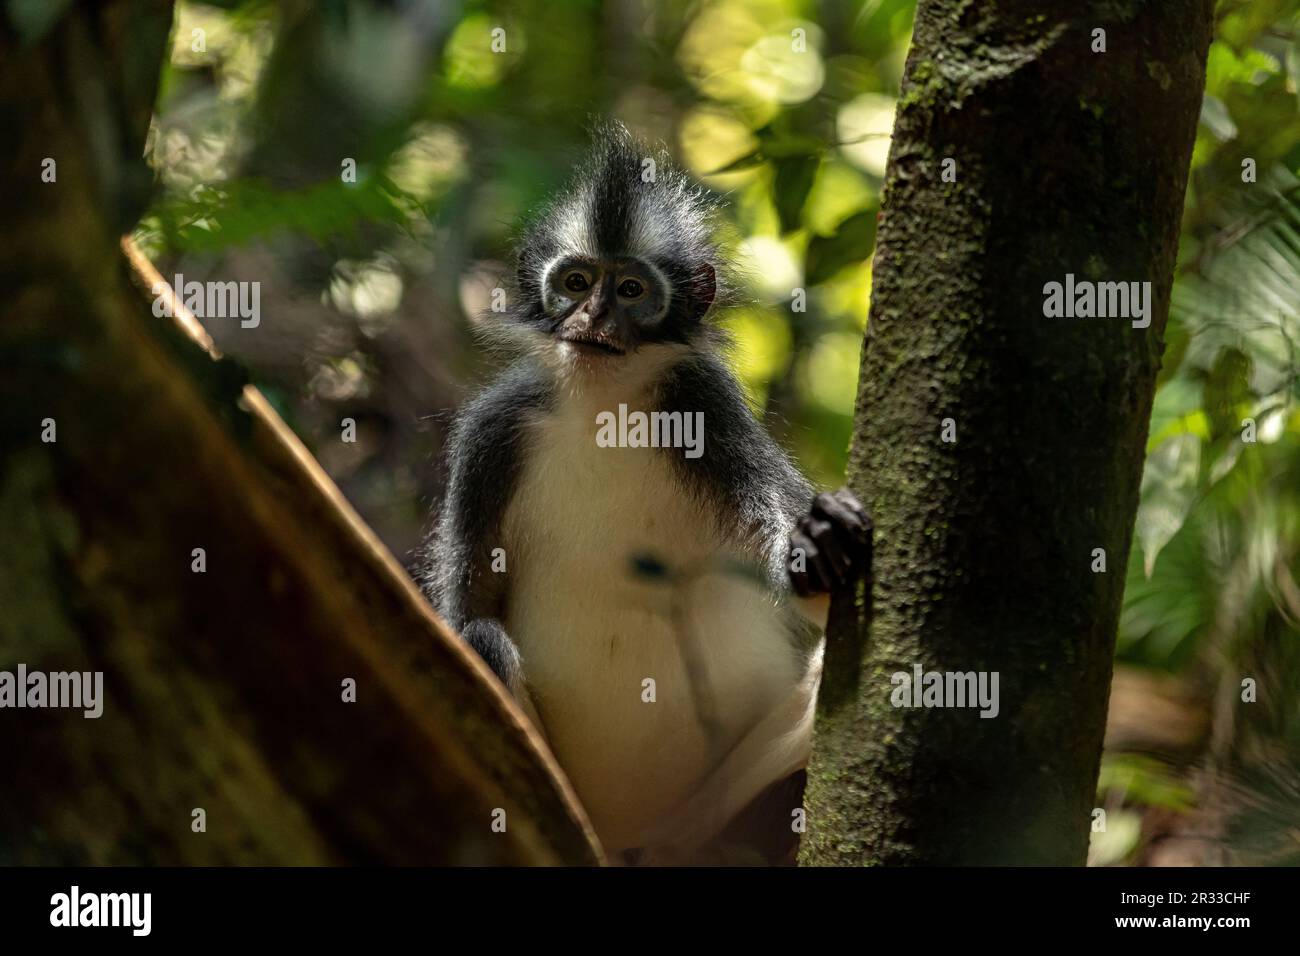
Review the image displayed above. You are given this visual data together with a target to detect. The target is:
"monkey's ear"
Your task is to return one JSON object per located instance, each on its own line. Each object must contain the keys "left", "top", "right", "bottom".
{"left": 687, "top": 263, "right": 716, "bottom": 322}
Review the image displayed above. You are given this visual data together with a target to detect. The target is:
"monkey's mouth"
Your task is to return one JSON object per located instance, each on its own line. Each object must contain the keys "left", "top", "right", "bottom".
{"left": 559, "top": 334, "right": 627, "bottom": 357}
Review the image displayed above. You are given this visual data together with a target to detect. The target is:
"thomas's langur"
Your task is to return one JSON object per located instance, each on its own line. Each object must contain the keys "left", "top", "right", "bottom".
{"left": 421, "top": 123, "right": 871, "bottom": 864}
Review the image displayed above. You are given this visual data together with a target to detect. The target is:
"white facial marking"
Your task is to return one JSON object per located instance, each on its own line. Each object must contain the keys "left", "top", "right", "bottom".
{"left": 638, "top": 259, "right": 673, "bottom": 322}
{"left": 540, "top": 254, "right": 579, "bottom": 314}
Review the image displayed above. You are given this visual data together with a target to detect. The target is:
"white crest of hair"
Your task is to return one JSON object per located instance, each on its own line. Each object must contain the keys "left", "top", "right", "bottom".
{"left": 624, "top": 188, "right": 673, "bottom": 260}
{"left": 640, "top": 170, "right": 719, "bottom": 265}
{"left": 552, "top": 192, "right": 596, "bottom": 257}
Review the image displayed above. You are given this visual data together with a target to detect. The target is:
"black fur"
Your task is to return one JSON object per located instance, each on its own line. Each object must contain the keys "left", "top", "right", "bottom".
{"left": 419, "top": 349, "right": 826, "bottom": 686}
{"left": 460, "top": 619, "right": 523, "bottom": 693}
{"left": 655, "top": 353, "right": 813, "bottom": 583}
{"left": 418, "top": 362, "right": 550, "bottom": 649}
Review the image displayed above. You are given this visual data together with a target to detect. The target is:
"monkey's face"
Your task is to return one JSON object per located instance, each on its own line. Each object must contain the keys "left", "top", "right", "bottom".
{"left": 529, "top": 253, "right": 716, "bottom": 365}
{"left": 505, "top": 123, "right": 722, "bottom": 367}
{"left": 541, "top": 256, "right": 669, "bottom": 358}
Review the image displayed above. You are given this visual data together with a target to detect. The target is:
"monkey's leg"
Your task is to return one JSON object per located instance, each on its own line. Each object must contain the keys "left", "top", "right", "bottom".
{"left": 638, "top": 643, "right": 823, "bottom": 858}
{"left": 639, "top": 490, "right": 870, "bottom": 859}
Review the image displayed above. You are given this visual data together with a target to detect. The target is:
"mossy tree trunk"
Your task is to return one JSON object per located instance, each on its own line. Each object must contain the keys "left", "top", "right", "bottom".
{"left": 801, "top": 1, "right": 1215, "bottom": 865}
{"left": 0, "top": 2, "right": 599, "bottom": 865}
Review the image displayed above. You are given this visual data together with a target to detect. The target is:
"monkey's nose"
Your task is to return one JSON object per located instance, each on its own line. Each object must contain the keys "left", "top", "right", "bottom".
{"left": 585, "top": 299, "right": 611, "bottom": 327}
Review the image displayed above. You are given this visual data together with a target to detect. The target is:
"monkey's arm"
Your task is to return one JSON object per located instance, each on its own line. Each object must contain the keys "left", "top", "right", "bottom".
{"left": 419, "top": 364, "right": 550, "bottom": 695}
{"left": 658, "top": 355, "right": 868, "bottom": 626}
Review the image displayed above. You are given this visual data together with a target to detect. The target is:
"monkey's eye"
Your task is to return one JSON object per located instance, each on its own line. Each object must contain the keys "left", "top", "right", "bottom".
{"left": 617, "top": 278, "right": 646, "bottom": 300}
{"left": 563, "top": 271, "right": 590, "bottom": 294}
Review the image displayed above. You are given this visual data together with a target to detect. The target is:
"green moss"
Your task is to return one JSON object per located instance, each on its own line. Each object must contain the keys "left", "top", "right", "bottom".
{"left": 899, "top": 59, "right": 950, "bottom": 112}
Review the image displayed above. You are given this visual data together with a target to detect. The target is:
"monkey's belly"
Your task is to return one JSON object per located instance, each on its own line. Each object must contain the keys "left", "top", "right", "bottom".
{"left": 508, "top": 569, "right": 796, "bottom": 852}
{"left": 501, "top": 409, "right": 801, "bottom": 851}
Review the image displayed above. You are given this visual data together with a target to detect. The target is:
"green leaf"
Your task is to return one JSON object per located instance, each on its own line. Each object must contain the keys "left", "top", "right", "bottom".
{"left": 1099, "top": 754, "right": 1195, "bottom": 812}
{"left": 1135, "top": 433, "right": 1202, "bottom": 577}
{"left": 707, "top": 150, "right": 765, "bottom": 175}
{"left": 753, "top": 125, "right": 824, "bottom": 160}
{"left": 1203, "top": 346, "right": 1254, "bottom": 440}
{"left": 804, "top": 210, "right": 877, "bottom": 285}
{"left": 141, "top": 175, "right": 422, "bottom": 254}
{"left": 759, "top": 135, "right": 824, "bottom": 159}
{"left": 773, "top": 155, "right": 819, "bottom": 234}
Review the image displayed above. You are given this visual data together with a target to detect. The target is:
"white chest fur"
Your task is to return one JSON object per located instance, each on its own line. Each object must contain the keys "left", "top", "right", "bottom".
{"left": 501, "top": 375, "right": 801, "bottom": 852}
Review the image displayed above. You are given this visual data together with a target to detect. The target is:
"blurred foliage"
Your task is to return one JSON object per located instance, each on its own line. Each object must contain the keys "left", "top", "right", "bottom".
{"left": 1101, "top": 0, "right": 1300, "bottom": 865}
{"left": 134, "top": 0, "right": 915, "bottom": 497}
{"left": 129, "top": 0, "right": 1298, "bottom": 863}
{"left": 1124, "top": 1, "right": 1300, "bottom": 713}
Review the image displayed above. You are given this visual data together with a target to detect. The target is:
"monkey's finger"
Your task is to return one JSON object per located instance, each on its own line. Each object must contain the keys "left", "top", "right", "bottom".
{"left": 787, "top": 531, "right": 818, "bottom": 597}
{"left": 812, "top": 516, "right": 856, "bottom": 581}
{"left": 811, "top": 494, "right": 873, "bottom": 546}
{"left": 826, "top": 515, "right": 872, "bottom": 576}
{"left": 804, "top": 520, "right": 848, "bottom": 591}
{"left": 790, "top": 530, "right": 843, "bottom": 595}
{"left": 813, "top": 492, "right": 873, "bottom": 578}
{"left": 812, "top": 489, "right": 872, "bottom": 543}
{"left": 800, "top": 535, "right": 842, "bottom": 595}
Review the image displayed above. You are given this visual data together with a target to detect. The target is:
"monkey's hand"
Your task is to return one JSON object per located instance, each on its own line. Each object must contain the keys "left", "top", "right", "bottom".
{"left": 788, "top": 489, "right": 873, "bottom": 597}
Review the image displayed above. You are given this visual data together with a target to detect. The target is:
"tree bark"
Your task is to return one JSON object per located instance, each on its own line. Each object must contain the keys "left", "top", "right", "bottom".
{"left": 801, "top": 0, "right": 1215, "bottom": 865}
{"left": 0, "top": 2, "right": 599, "bottom": 865}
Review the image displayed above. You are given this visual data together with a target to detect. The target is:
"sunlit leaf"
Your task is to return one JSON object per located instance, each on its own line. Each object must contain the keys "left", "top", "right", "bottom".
{"left": 1135, "top": 433, "right": 1202, "bottom": 577}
